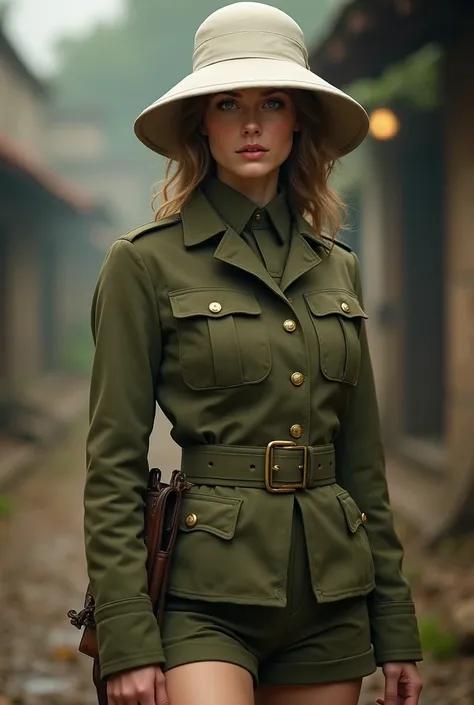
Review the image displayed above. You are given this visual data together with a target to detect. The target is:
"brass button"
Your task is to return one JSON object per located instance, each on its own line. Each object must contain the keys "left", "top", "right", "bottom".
{"left": 341, "top": 302, "right": 350, "bottom": 313}
{"left": 185, "top": 513, "right": 198, "bottom": 527}
{"left": 255, "top": 212, "right": 261, "bottom": 221}
{"left": 283, "top": 319, "right": 297, "bottom": 333}
{"left": 290, "top": 424, "right": 303, "bottom": 439}
{"left": 291, "top": 372, "right": 304, "bottom": 387}
{"left": 361, "top": 513, "right": 367, "bottom": 525}
{"left": 209, "top": 301, "right": 222, "bottom": 314}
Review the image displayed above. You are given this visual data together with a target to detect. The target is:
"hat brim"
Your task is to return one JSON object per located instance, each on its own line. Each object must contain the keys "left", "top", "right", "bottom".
{"left": 134, "top": 58, "right": 369, "bottom": 159}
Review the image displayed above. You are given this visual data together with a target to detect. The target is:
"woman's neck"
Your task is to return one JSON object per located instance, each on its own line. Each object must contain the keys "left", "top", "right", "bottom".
{"left": 215, "top": 168, "right": 279, "bottom": 207}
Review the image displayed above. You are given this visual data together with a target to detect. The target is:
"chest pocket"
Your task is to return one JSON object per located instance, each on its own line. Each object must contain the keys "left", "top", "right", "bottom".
{"left": 169, "top": 288, "right": 271, "bottom": 390}
{"left": 305, "top": 290, "right": 368, "bottom": 386}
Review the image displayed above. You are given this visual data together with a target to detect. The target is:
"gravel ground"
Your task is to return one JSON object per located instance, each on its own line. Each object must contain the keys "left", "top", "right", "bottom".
{"left": 0, "top": 418, "right": 472, "bottom": 704}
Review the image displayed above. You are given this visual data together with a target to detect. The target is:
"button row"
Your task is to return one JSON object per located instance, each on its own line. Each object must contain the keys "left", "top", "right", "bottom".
{"left": 206, "top": 306, "right": 304, "bottom": 439}
{"left": 209, "top": 306, "right": 350, "bottom": 320}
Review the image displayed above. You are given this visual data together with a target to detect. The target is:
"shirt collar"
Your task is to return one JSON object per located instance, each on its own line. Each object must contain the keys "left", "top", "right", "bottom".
{"left": 202, "top": 177, "right": 291, "bottom": 244}
{"left": 180, "top": 178, "right": 328, "bottom": 251}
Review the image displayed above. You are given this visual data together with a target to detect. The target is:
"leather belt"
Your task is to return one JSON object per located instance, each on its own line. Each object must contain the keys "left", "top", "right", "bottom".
{"left": 181, "top": 441, "right": 336, "bottom": 493}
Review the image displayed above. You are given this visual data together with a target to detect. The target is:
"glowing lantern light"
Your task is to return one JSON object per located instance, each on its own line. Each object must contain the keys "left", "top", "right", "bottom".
{"left": 369, "top": 108, "right": 401, "bottom": 141}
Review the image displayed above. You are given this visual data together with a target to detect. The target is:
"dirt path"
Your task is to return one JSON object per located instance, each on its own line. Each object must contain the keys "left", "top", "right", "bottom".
{"left": 0, "top": 413, "right": 179, "bottom": 704}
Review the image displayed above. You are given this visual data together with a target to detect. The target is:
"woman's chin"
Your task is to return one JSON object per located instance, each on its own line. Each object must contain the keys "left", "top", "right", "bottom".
{"left": 229, "top": 161, "right": 278, "bottom": 180}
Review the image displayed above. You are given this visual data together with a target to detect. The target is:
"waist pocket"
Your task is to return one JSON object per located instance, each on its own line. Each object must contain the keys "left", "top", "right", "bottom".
{"left": 304, "top": 290, "right": 368, "bottom": 386}
{"left": 169, "top": 287, "right": 271, "bottom": 390}
{"left": 167, "top": 487, "right": 291, "bottom": 606}
{"left": 296, "top": 485, "right": 375, "bottom": 603}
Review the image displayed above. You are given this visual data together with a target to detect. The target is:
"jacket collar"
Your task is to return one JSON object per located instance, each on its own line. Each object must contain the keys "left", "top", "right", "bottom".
{"left": 202, "top": 177, "right": 291, "bottom": 244}
{"left": 181, "top": 188, "right": 227, "bottom": 247}
{"left": 181, "top": 187, "right": 328, "bottom": 297}
{"left": 181, "top": 185, "right": 327, "bottom": 252}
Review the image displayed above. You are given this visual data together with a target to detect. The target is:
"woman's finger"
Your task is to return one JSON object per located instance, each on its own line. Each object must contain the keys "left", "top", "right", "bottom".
{"left": 403, "top": 679, "right": 423, "bottom": 705}
{"left": 383, "top": 668, "right": 401, "bottom": 705}
{"left": 129, "top": 691, "right": 153, "bottom": 705}
{"left": 155, "top": 669, "right": 170, "bottom": 705}
{"left": 106, "top": 688, "right": 120, "bottom": 705}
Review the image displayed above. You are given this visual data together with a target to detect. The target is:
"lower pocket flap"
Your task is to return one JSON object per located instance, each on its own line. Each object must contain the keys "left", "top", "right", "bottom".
{"left": 179, "top": 493, "right": 242, "bottom": 539}
{"left": 337, "top": 492, "right": 364, "bottom": 533}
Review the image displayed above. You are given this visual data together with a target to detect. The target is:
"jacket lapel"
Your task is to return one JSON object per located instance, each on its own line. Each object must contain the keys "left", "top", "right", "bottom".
{"left": 181, "top": 188, "right": 326, "bottom": 300}
{"left": 213, "top": 226, "right": 287, "bottom": 303}
{"left": 279, "top": 212, "right": 323, "bottom": 292}
{"left": 182, "top": 188, "right": 289, "bottom": 303}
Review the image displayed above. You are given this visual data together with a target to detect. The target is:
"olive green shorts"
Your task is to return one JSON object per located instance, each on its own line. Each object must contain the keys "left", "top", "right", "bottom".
{"left": 161, "top": 505, "right": 377, "bottom": 687}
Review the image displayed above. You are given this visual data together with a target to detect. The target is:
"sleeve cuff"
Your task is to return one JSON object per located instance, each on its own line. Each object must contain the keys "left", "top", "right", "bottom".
{"left": 95, "top": 597, "right": 165, "bottom": 679}
{"left": 369, "top": 601, "right": 423, "bottom": 665}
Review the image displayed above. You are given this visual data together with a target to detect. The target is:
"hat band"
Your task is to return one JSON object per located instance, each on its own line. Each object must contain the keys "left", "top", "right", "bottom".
{"left": 193, "top": 30, "right": 309, "bottom": 72}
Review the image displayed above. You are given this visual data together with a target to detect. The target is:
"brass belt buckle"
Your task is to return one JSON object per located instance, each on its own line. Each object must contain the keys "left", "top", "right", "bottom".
{"left": 264, "top": 440, "right": 309, "bottom": 493}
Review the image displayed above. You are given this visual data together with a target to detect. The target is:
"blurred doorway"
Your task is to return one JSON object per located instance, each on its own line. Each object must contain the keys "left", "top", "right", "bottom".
{"left": 41, "top": 236, "right": 58, "bottom": 371}
{"left": 400, "top": 110, "right": 445, "bottom": 456}
{"left": 0, "top": 228, "right": 6, "bottom": 381}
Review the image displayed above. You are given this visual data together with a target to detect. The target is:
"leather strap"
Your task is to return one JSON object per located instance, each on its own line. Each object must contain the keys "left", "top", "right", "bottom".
{"left": 181, "top": 443, "right": 336, "bottom": 489}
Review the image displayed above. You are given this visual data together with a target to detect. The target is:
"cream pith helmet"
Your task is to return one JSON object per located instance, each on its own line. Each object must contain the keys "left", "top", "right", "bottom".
{"left": 134, "top": 2, "right": 369, "bottom": 158}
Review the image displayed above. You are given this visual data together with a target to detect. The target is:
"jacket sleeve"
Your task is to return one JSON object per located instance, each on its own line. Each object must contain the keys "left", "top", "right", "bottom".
{"left": 334, "top": 251, "right": 422, "bottom": 665}
{"left": 84, "top": 238, "right": 164, "bottom": 679}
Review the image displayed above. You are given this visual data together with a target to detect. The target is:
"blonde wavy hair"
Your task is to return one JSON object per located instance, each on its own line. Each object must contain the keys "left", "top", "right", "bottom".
{"left": 152, "top": 90, "right": 346, "bottom": 239}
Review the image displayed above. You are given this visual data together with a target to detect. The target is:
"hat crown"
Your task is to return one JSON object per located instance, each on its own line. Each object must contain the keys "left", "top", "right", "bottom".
{"left": 193, "top": 2, "right": 309, "bottom": 72}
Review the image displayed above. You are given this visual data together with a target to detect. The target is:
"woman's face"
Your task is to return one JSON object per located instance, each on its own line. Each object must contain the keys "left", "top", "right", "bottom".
{"left": 202, "top": 87, "right": 299, "bottom": 187}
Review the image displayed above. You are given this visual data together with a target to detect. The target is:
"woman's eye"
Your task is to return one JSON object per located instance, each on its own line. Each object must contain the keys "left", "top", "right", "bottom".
{"left": 264, "top": 98, "right": 285, "bottom": 109}
{"left": 217, "top": 99, "right": 238, "bottom": 111}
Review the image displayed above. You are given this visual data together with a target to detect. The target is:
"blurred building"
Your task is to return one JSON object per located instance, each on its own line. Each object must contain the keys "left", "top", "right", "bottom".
{"left": 46, "top": 109, "right": 159, "bottom": 234}
{"left": 310, "top": 0, "right": 474, "bottom": 538}
{"left": 0, "top": 20, "right": 112, "bottom": 439}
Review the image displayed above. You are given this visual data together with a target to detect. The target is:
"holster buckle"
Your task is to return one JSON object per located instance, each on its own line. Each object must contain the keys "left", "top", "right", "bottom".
{"left": 264, "top": 440, "right": 309, "bottom": 493}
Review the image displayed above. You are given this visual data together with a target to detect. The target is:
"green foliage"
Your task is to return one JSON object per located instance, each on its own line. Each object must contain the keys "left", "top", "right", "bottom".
{"left": 60, "top": 323, "right": 94, "bottom": 375}
{"left": 402, "top": 563, "right": 424, "bottom": 586}
{"left": 419, "top": 613, "right": 459, "bottom": 661}
{"left": 52, "top": 0, "right": 334, "bottom": 157}
{"left": 0, "top": 494, "right": 14, "bottom": 518}
{"left": 349, "top": 44, "right": 442, "bottom": 112}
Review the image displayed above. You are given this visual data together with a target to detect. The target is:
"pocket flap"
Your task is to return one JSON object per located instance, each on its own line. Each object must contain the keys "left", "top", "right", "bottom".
{"left": 305, "top": 291, "right": 367, "bottom": 319}
{"left": 336, "top": 492, "right": 364, "bottom": 533}
{"left": 169, "top": 289, "right": 261, "bottom": 319}
{"left": 179, "top": 493, "right": 242, "bottom": 539}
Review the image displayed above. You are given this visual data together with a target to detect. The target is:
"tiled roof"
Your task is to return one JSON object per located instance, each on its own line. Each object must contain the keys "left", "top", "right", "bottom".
{"left": 0, "top": 133, "right": 97, "bottom": 212}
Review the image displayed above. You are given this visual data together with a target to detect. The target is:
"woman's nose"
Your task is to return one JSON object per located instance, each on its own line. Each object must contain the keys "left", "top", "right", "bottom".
{"left": 241, "top": 110, "right": 261, "bottom": 136}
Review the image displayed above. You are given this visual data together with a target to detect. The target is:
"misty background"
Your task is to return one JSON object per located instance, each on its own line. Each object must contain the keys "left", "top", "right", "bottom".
{"left": 4, "top": 0, "right": 341, "bottom": 232}
{"left": 1, "top": 2, "right": 474, "bottom": 703}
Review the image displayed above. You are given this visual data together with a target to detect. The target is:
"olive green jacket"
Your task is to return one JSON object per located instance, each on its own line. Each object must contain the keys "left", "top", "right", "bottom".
{"left": 84, "top": 186, "right": 422, "bottom": 679}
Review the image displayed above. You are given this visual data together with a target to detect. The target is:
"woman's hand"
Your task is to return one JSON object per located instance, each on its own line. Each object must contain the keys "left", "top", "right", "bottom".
{"left": 376, "top": 662, "right": 422, "bottom": 705}
{"left": 107, "top": 665, "right": 169, "bottom": 705}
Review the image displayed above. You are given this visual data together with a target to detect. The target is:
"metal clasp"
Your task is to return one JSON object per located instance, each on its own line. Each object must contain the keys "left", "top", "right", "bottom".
{"left": 264, "top": 440, "right": 309, "bottom": 493}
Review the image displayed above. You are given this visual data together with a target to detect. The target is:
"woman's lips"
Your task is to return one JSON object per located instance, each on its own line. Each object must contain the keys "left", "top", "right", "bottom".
{"left": 238, "top": 150, "right": 267, "bottom": 160}
{"left": 236, "top": 146, "right": 268, "bottom": 160}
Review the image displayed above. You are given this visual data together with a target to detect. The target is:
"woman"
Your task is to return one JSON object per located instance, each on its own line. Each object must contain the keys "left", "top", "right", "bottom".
{"left": 84, "top": 3, "right": 423, "bottom": 705}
